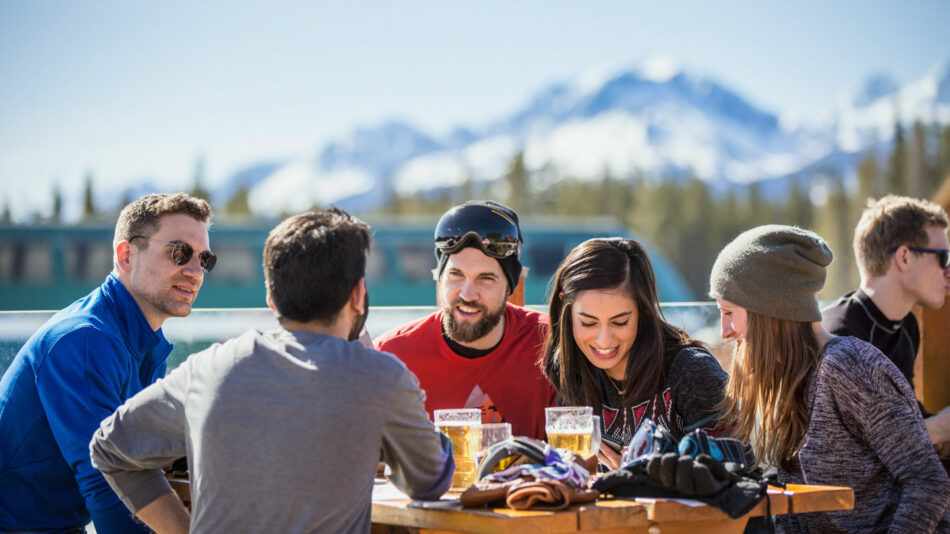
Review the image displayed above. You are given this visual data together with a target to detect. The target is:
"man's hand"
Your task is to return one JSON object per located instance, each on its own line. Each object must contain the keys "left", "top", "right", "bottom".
{"left": 924, "top": 406, "right": 950, "bottom": 446}
{"left": 136, "top": 493, "right": 189, "bottom": 534}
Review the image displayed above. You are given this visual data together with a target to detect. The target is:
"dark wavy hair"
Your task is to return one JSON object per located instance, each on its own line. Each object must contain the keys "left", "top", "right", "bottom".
{"left": 540, "top": 238, "right": 701, "bottom": 413}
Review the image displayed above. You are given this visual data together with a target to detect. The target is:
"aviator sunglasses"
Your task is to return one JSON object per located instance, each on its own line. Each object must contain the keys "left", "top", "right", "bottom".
{"left": 129, "top": 235, "right": 218, "bottom": 273}
{"left": 888, "top": 246, "right": 950, "bottom": 270}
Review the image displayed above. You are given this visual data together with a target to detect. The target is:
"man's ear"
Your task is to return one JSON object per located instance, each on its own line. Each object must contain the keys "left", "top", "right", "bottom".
{"left": 115, "top": 241, "right": 134, "bottom": 274}
{"left": 266, "top": 294, "right": 277, "bottom": 314}
{"left": 349, "top": 277, "right": 367, "bottom": 315}
{"left": 893, "top": 245, "right": 913, "bottom": 273}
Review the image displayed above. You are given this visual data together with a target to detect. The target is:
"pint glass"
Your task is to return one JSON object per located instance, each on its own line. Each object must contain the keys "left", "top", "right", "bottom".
{"left": 545, "top": 406, "right": 594, "bottom": 456}
{"left": 434, "top": 408, "right": 482, "bottom": 490}
{"left": 473, "top": 422, "right": 513, "bottom": 473}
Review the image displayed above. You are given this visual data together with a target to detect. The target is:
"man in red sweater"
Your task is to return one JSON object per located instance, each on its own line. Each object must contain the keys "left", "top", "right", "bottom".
{"left": 375, "top": 200, "right": 556, "bottom": 439}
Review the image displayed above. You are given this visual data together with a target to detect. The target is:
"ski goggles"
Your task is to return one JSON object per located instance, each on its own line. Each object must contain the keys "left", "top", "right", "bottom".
{"left": 434, "top": 205, "right": 521, "bottom": 259}
{"left": 130, "top": 235, "right": 218, "bottom": 273}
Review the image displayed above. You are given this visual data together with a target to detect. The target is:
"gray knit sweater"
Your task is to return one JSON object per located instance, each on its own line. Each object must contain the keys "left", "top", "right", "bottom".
{"left": 90, "top": 328, "right": 454, "bottom": 534}
{"left": 778, "top": 336, "right": 950, "bottom": 533}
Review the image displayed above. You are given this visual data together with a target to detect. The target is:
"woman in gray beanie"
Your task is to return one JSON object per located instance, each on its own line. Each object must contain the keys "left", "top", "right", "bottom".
{"left": 710, "top": 225, "right": 950, "bottom": 533}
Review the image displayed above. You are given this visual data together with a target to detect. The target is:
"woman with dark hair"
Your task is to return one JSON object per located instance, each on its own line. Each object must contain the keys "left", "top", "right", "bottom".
{"left": 710, "top": 225, "right": 950, "bottom": 532}
{"left": 541, "top": 238, "right": 728, "bottom": 469}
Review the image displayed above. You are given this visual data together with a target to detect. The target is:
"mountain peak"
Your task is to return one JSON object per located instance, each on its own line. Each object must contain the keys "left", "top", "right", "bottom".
{"left": 317, "top": 119, "right": 441, "bottom": 174}
{"left": 928, "top": 59, "right": 950, "bottom": 104}
{"left": 638, "top": 56, "right": 682, "bottom": 83}
{"left": 851, "top": 73, "right": 899, "bottom": 108}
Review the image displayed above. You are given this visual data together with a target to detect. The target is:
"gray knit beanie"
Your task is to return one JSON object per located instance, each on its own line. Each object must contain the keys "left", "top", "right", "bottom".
{"left": 709, "top": 225, "right": 833, "bottom": 322}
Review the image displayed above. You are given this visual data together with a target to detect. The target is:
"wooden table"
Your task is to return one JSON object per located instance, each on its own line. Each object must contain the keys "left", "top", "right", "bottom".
{"left": 371, "top": 483, "right": 853, "bottom": 534}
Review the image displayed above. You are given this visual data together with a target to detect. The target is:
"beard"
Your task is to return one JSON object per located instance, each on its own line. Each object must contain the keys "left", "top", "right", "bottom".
{"left": 442, "top": 297, "right": 505, "bottom": 343}
{"left": 139, "top": 281, "right": 195, "bottom": 321}
{"left": 348, "top": 290, "right": 370, "bottom": 341}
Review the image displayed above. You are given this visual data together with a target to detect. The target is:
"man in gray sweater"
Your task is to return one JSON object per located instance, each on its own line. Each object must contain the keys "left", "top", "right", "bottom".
{"left": 89, "top": 208, "right": 455, "bottom": 533}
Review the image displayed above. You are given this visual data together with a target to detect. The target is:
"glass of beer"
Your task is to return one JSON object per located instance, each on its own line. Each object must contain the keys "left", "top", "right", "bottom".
{"left": 473, "top": 422, "right": 513, "bottom": 473}
{"left": 545, "top": 406, "right": 594, "bottom": 456}
{"left": 434, "top": 408, "right": 482, "bottom": 490}
{"left": 591, "top": 415, "right": 602, "bottom": 458}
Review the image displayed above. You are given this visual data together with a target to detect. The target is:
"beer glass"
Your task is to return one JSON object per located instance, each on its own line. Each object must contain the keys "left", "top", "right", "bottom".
{"left": 545, "top": 406, "right": 594, "bottom": 456}
{"left": 591, "top": 415, "right": 602, "bottom": 458}
{"left": 474, "top": 422, "right": 513, "bottom": 473}
{"left": 434, "top": 408, "right": 482, "bottom": 490}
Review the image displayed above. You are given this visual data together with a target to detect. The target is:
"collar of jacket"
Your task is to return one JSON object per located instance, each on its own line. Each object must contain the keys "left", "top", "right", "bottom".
{"left": 101, "top": 273, "right": 174, "bottom": 363}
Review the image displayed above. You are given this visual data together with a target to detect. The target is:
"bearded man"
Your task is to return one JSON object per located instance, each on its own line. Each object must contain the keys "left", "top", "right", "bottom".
{"left": 375, "top": 201, "right": 556, "bottom": 439}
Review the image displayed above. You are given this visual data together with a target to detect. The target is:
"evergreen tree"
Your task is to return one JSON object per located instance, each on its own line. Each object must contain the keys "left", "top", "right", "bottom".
{"left": 905, "top": 121, "right": 927, "bottom": 197}
{"left": 717, "top": 190, "right": 743, "bottom": 245}
{"left": 856, "top": 150, "right": 881, "bottom": 205}
{"left": 885, "top": 118, "right": 906, "bottom": 194}
{"left": 1, "top": 201, "right": 11, "bottom": 223}
{"left": 814, "top": 173, "right": 856, "bottom": 299}
{"left": 679, "top": 177, "right": 715, "bottom": 295}
{"left": 922, "top": 121, "right": 942, "bottom": 196}
{"left": 226, "top": 184, "right": 252, "bottom": 218}
{"left": 505, "top": 150, "right": 528, "bottom": 213}
{"left": 785, "top": 179, "right": 814, "bottom": 229}
{"left": 746, "top": 181, "right": 773, "bottom": 226}
{"left": 118, "top": 192, "right": 133, "bottom": 214}
{"left": 82, "top": 172, "right": 97, "bottom": 221}
{"left": 51, "top": 183, "right": 62, "bottom": 223}
{"left": 189, "top": 157, "right": 211, "bottom": 202}
{"left": 458, "top": 170, "right": 474, "bottom": 206}
{"left": 621, "top": 172, "right": 646, "bottom": 230}
{"left": 936, "top": 125, "right": 950, "bottom": 190}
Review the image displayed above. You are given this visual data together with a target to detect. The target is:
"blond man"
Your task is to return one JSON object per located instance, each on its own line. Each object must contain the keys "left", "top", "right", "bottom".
{"left": 823, "top": 195, "right": 950, "bottom": 454}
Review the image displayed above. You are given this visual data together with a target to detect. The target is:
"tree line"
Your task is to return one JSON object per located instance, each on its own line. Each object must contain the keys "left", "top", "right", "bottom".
{"left": 380, "top": 120, "right": 950, "bottom": 300}
{"left": 16, "top": 120, "right": 950, "bottom": 301}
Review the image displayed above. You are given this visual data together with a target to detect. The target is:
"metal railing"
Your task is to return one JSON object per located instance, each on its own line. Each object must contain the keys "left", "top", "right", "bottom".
{"left": 0, "top": 303, "right": 729, "bottom": 375}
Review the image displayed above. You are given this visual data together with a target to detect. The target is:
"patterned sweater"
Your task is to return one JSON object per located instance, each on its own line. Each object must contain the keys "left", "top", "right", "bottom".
{"left": 599, "top": 346, "right": 728, "bottom": 443}
{"left": 779, "top": 336, "right": 950, "bottom": 533}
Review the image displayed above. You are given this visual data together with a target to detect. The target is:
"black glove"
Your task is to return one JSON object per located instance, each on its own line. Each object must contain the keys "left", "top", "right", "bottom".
{"left": 645, "top": 453, "right": 732, "bottom": 496}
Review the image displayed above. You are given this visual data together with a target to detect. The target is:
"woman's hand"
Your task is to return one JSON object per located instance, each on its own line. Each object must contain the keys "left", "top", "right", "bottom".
{"left": 598, "top": 442, "right": 624, "bottom": 471}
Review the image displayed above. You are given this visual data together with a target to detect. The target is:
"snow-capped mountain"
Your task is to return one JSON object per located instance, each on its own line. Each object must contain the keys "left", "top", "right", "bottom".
{"left": 823, "top": 60, "right": 950, "bottom": 153}
{"left": 238, "top": 59, "right": 950, "bottom": 216}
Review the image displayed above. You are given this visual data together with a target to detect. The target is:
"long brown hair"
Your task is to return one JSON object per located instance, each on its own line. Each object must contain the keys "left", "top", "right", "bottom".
{"left": 540, "top": 238, "right": 700, "bottom": 414}
{"left": 719, "top": 311, "right": 820, "bottom": 471}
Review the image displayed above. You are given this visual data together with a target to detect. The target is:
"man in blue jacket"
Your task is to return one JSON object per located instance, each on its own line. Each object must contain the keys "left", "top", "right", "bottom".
{"left": 0, "top": 193, "right": 214, "bottom": 533}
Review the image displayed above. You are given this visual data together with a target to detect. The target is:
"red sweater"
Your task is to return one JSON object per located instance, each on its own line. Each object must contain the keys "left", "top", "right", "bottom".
{"left": 375, "top": 304, "right": 556, "bottom": 440}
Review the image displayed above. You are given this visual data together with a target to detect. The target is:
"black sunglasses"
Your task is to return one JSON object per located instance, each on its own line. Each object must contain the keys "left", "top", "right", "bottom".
{"left": 130, "top": 235, "right": 217, "bottom": 273}
{"left": 434, "top": 205, "right": 521, "bottom": 259}
{"left": 888, "top": 246, "right": 950, "bottom": 270}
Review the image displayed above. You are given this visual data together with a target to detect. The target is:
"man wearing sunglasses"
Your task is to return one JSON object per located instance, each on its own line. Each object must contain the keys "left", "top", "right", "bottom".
{"left": 0, "top": 193, "right": 212, "bottom": 533}
{"left": 823, "top": 194, "right": 950, "bottom": 455}
{"left": 376, "top": 200, "right": 556, "bottom": 440}
{"left": 91, "top": 208, "right": 453, "bottom": 532}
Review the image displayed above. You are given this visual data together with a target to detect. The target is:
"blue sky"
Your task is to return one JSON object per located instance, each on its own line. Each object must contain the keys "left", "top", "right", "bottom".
{"left": 1, "top": 0, "right": 949, "bottom": 219}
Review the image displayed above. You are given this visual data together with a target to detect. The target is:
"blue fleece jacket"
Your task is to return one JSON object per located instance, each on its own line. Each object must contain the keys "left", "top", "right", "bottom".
{"left": 0, "top": 274, "right": 171, "bottom": 533}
